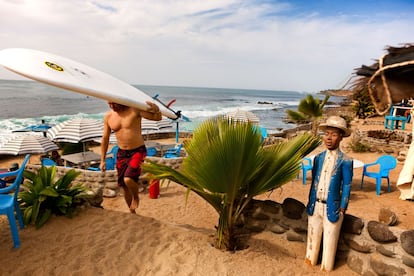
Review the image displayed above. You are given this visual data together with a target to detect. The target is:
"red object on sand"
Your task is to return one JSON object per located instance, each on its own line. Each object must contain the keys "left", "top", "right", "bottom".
{"left": 149, "top": 179, "right": 160, "bottom": 199}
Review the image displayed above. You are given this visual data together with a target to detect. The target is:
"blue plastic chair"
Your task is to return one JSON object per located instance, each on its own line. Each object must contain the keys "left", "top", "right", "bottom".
{"left": 163, "top": 144, "right": 183, "bottom": 158}
{"left": 0, "top": 154, "right": 30, "bottom": 248}
{"left": 261, "top": 127, "right": 268, "bottom": 139}
{"left": 105, "top": 157, "right": 115, "bottom": 170}
{"left": 107, "top": 145, "right": 119, "bottom": 163}
{"left": 301, "top": 157, "right": 313, "bottom": 185}
{"left": 41, "top": 157, "right": 56, "bottom": 166}
{"left": 147, "top": 147, "right": 158, "bottom": 157}
{"left": 384, "top": 105, "right": 407, "bottom": 130}
{"left": 361, "top": 155, "right": 397, "bottom": 196}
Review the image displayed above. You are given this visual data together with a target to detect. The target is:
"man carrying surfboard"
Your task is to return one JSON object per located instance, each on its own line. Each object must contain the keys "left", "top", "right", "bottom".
{"left": 100, "top": 101, "right": 162, "bottom": 213}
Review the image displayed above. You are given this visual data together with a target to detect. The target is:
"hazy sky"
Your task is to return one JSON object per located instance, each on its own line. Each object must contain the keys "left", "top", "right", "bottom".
{"left": 0, "top": 0, "right": 413, "bottom": 92}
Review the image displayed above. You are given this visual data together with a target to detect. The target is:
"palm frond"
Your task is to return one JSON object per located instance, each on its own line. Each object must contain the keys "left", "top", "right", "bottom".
{"left": 142, "top": 117, "right": 321, "bottom": 250}
{"left": 285, "top": 110, "right": 308, "bottom": 122}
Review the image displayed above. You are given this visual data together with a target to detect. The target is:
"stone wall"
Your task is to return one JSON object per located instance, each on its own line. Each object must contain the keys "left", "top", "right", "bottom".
{"left": 25, "top": 156, "right": 185, "bottom": 205}
{"left": 355, "top": 129, "right": 411, "bottom": 150}
{"left": 25, "top": 164, "right": 117, "bottom": 207}
{"left": 243, "top": 198, "right": 414, "bottom": 275}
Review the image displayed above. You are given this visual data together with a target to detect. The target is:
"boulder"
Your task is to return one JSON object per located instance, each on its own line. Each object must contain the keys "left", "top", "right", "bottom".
{"left": 378, "top": 208, "right": 398, "bottom": 226}
{"left": 401, "top": 230, "right": 414, "bottom": 255}
{"left": 282, "top": 198, "right": 305, "bottom": 220}
{"left": 367, "top": 221, "right": 398, "bottom": 243}
{"left": 342, "top": 214, "right": 364, "bottom": 234}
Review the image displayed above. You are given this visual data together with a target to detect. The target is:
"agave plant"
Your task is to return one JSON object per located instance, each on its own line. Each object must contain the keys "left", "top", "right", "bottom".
{"left": 286, "top": 94, "right": 329, "bottom": 134}
{"left": 19, "top": 166, "right": 90, "bottom": 228}
{"left": 142, "top": 117, "right": 320, "bottom": 251}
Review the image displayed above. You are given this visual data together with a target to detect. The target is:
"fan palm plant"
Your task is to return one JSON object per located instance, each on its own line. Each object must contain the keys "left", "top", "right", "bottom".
{"left": 142, "top": 117, "right": 320, "bottom": 251}
{"left": 286, "top": 94, "right": 329, "bottom": 134}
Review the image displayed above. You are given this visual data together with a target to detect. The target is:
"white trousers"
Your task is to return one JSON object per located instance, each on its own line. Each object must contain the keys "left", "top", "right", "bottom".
{"left": 306, "top": 201, "right": 344, "bottom": 271}
{"left": 397, "top": 140, "right": 414, "bottom": 200}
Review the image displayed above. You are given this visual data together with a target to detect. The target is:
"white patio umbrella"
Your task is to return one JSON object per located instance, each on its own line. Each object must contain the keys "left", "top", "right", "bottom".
{"left": 225, "top": 109, "right": 260, "bottom": 124}
{"left": 0, "top": 134, "right": 59, "bottom": 155}
{"left": 224, "top": 109, "right": 268, "bottom": 141}
{"left": 141, "top": 118, "right": 173, "bottom": 131}
{"left": 141, "top": 118, "right": 173, "bottom": 141}
{"left": 93, "top": 132, "right": 117, "bottom": 144}
{"left": 47, "top": 118, "right": 103, "bottom": 143}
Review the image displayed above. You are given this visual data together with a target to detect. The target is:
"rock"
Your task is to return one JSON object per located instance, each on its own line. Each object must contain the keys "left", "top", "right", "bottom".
{"left": 399, "top": 150, "right": 408, "bottom": 157}
{"left": 278, "top": 221, "right": 290, "bottom": 230}
{"left": 367, "top": 221, "right": 398, "bottom": 243}
{"left": 378, "top": 208, "right": 398, "bottom": 226}
{"left": 401, "top": 230, "right": 414, "bottom": 255}
{"left": 247, "top": 200, "right": 281, "bottom": 220}
{"left": 343, "top": 237, "right": 374, "bottom": 253}
{"left": 292, "top": 224, "right": 308, "bottom": 233}
{"left": 260, "top": 200, "right": 282, "bottom": 214}
{"left": 383, "top": 147, "right": 394, "bottom": 154}
{"left": 369, "top": 146, "right": 378, "bottom": 152}
{"left": 370, "top": 253, "right": 406, "bottom": 276}
{"left": 362, "top": 270, "right": 377, "bottom": 276}
{"left": 103, "top": 188, "right": 117, "bottom": 198}
{"left": 402, "top": 255, "right": 414, "bottom": 268}
{"left": 244, "top": 219, "right": 266, "bottom": 232}
{"left": 342, "top": 214, "right": 364, "bottom": 234}
{"left": 346, "top": 254, "right": 364, "bottom": 275}
{"left": 376, "top": 245, "right": 396, "bottom": 257}
{"left": 86, "top": 189, "right": 103, "bottom": 207}
{"left": 286, "top": 231, "right": 304, "bottom": 242}
{"left": 282, "top": 198, "right": 305, "bottom": 220}
{"left": 269, "top": 224, "right": 287, "bottom": 234}
{"left": 244, "top": 200, "right": 273, "bottom": 220}
{"left": 251, "top": 211, "right": 270, "bottom": 220}
{"left": 105, "top": 181, "right": 119, "bottom": 190}
{"left": 397, "top": 156, "right": 406, "bottom": 162}
{"left": 404, "top": 134, "right": 412, "bottom": 144}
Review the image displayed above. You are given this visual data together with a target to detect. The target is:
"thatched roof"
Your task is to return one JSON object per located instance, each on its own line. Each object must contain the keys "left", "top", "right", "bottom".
{"left": 351, "top": 43, "right": 414, "bottom": 114}
{"left": 355, "top": 43, "right": 414, "bottom": 77}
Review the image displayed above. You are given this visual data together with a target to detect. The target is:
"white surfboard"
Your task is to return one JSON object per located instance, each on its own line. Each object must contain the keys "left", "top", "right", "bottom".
{"left": 0, "top": 48, "right": 178, "bottom": 119}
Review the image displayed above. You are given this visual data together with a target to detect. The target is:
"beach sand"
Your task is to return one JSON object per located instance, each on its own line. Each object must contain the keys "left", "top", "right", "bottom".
{"left": 0, "top": 118, "right": 413, "bottom": 275}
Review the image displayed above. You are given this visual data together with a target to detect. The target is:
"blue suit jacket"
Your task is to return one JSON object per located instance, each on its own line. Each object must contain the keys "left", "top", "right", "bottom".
{"left": 306, "top": 150, "right": 353, "bottom": 223}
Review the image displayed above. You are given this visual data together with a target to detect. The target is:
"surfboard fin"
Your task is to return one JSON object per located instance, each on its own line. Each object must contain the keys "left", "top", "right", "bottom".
{"left": 152, "top": 94, "right": 189, "bottom": 121}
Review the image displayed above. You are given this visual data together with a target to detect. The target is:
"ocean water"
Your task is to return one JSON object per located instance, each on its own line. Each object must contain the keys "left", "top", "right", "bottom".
{"left": 0, "top": 79, "right": 343, "bottom": 143}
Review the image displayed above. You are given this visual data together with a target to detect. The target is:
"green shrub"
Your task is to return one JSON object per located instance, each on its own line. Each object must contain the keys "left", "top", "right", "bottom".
{"left": 352, "top": 87, "right": 375, "bottom": 118}
{"left": 350, "top": 134, "right": 370, "bottom": 152}
{"left": 19, "top": 166, "right": 91, "bottom": 228}
{"left": 340, "top": 115, "right": 353, "bottom": 128}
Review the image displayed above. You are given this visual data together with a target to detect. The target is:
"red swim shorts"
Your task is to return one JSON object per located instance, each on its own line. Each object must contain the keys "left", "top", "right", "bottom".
{"left": 116, "top": 145, "right": 147, "bottom": 187}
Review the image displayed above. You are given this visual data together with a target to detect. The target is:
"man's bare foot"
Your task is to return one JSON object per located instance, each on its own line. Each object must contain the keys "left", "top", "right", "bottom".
{"left": 129, "top": 198, "right": 139, "bottom": 213}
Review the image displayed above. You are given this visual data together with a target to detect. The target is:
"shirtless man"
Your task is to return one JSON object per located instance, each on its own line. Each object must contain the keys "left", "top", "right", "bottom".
{"left": 100, "top": 101, "right": 162, "bottom": 213}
